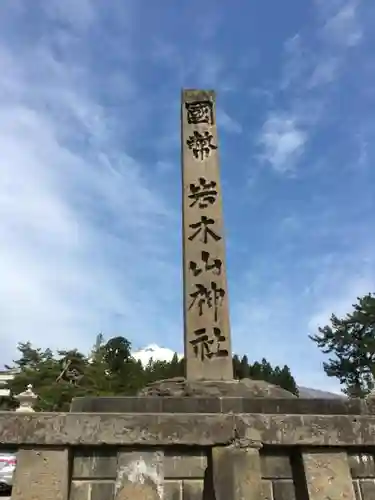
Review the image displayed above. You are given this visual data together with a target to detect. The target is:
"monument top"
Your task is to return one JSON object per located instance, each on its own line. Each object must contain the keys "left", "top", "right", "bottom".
{"left": 181, "top": 88, "right": 233, "bottom": 381}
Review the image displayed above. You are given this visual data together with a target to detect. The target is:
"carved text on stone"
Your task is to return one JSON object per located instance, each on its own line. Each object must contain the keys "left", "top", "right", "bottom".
{"left": 188, "top": 177, "right": 218, "bottom": 208}
{"left": 188, "top": 215, "right": 222, "bottom": 244}
{"left": 186, "top": 131, "right": 217, "bottom": 161}
{"left": 189, "top": 250, "right": 222, "bottom": 277}
{"left": 190, "top": 326, "right": 229, "bottom": 360}
{"left": 185, "top": 100, "right": 214, "bottom": 125}
{"left": 189, "top": 281, "right": 225, "bottom": 321}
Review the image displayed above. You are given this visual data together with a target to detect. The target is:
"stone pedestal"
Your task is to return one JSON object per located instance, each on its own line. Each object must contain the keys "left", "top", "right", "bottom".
{"left": 212, "top": 430, "right": 263, "bottom": 500}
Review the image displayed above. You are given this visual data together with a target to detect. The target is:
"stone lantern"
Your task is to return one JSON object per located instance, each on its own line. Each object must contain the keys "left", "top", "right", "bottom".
{"left": 15, "top": 384, "right": 38, "bottom": 412}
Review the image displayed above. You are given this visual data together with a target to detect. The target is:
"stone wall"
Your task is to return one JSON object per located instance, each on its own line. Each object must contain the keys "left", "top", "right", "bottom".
{"left": 2, "top": 406, "right": 375, "bottom": 500}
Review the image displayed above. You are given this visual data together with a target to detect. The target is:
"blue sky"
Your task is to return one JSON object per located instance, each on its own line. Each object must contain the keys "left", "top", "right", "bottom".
{"left": 0, "top": 0, "right": 374, "bottom": 391}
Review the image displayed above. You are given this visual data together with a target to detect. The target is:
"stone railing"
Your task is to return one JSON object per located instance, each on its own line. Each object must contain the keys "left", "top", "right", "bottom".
{"left": 2, "top": 398, "right": 375, "bottom": 500}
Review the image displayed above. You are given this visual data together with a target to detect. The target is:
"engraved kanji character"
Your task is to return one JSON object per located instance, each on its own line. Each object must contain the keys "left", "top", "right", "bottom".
{"left": 188, "top": 177, "right": 217, "bottom": 209}
{"left": 185, "top": 100, "right": 214, "bottom": 125}
{"left": 188, "top": 216, "right": 221, "bottom": 244}
{"left": 186, "top": 131, "right": 217, "bottom": 161}
{"left": 190, "top": 327, "right": 229, "bottom": 361}
{"left": 189, "top": 250, "right": 222, "bottom": 277}
{"left": 189, "top": 281, "right": 225, "bottom": 321}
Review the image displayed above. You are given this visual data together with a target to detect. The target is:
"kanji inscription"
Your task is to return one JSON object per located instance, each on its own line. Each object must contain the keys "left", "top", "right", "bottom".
{"left": 186, "top": 131, "right": 217, "bottom": 161}
{"left": 182, "top": 90, "right": 233, "bottom": 380}
{"left": 189, "top": 177, "right": 217, "bottom": 208}
{"left": 189, "top": 281, "right": 225, "bottom": 322}
{"left": 190, "top": 327, "right": 229, "bottom": 361}
{"left": 188, "top": 216, "right": 222, "bottom": 244}
{"left": 189, "top": 250, "right": 222, "bottom": 277}
{"left": 185, "top": 100, "right": 214, "bottom": 125}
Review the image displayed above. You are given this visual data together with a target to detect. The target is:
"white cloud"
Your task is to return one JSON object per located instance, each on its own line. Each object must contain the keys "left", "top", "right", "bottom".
{"left": 0, "top": 9, "right": 180, "bottom": 365}
{"left": 319, "top": 0, "right": 363, "bottom": 47}
{"left": 258, "top": 114, "right": 307, "bottom": 172}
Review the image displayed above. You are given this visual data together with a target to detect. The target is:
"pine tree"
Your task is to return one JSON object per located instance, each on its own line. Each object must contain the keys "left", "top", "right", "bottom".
{"left": 310, "top": 293, "right": 375, "bottom": 397}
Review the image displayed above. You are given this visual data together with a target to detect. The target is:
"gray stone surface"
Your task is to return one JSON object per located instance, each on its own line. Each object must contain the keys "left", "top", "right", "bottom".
{"left": 71, "top": 394, "right": 367, "bottom": 414}
{"left": 3, "top": 412, "right": 375, "bottom": 446}
{"left": 212, "top": 444, "right": 263, "bottom": 500}
{"left": 12, "top": 448, "right": 69, "bottom": 500}
{"left": 164, "top": 451, "right": 207, "bottom": 479}
{"left": 348, "top": 453, "right": 375, "bottom": 478}
{"left": 182, "top": 89, "right": 233, "bottom": 381}
{"left": 260, "top": 453, "right": 293, "bottom": 479}
{"left": 302, "top": 451, "right": 356, "bottom": 500}
{"left": 114, "top": 450, "right": 163, "bottom": 500}
{"left": 164, "top": 480, "right": 182, "bottom": 500}
{"left": 358, "top": 479, "right": 375, "bottom": 500}
{"left": 273, "top": 480, "right": 296, "bottom": 500}
{"left": 72, "top": 448, "right": 117, "bottom": 479}
{"left": 70, "top": 481, "right": 115, "bottom": 500}
{"left": 138, "top": 377, "right": 296, "bottom": 398}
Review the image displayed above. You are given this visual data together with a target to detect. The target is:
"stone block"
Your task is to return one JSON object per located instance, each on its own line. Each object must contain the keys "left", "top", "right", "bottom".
{"left": 348, "top": 453, "right": 375, "bottom": 478}
{"left": 164, "top": 480, "right": 182, "bottom": 500}
{"left": 114, "top": 449, "right": 164, "bottom": 500}
{"left": 69, "top": 481, "right": 115, "bottom": 500}
{"left": 12, "top": 447, "right": 69, "bottom": 500}
{"left": 164, "top": 450, "right": 207, "bottom": 479}
{"left": 182, "top": 480, "right": 203, "bottom": 500}
{"left": 212, "top": 444, "right": 263, "bottom": 500}
{"left": 220, "top": 397, "right": 243, "bottom": 413}
{"left": 71, "top": 397, "right": 163, "bottom": 413}
{"left": 359, "top": 479, "right": 375, "bottom": 499}
{"left": 161, "top": 398, "right": 221, "bottom": 414}
{"left": 260, "top": 453, "right": 293, "bottom": 479}
{"left": 272, "top": 480, "right": 296, "bottom": 500}
{"left": 261, "top": 480, "right": 273, "bottom": 500}
{"left": 72, "top": 448, "right": 117, "bottom": 479}
{"left": 352, "top": 481, "right": 361, "bottom": 500}
{"left": 70, "top": 396, "right": 368, "bottom": 414}
{"left": 302, "top": 451, "right": 356, "bottom": 500}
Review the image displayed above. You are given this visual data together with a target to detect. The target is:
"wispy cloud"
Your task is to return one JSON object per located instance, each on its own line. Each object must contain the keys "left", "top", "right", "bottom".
{"left": 0, "top": 1, "right": 181, "bottom": 361}
{"left": 318, "top": 0, "right": 363, "bottom": 47}
{"left": 256, "top": 0, "right": 365, "bottom": 175}
{"left": 257, "top": 114, "right": 307, "bottom": 172}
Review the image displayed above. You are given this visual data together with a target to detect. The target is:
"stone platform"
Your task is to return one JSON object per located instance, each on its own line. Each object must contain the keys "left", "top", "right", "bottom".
{"left": 137, "top": 376, "right": 297, "bottom": 398}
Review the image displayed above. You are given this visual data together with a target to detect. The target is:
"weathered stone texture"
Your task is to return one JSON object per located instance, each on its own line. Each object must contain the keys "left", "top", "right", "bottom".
{"left": 302, "top": 451, "right": 356, "bottom": 500}
{"left": 69, "top": 481, "right": 115, "bottom": 500}
{"left": 164, "top": 480, "right": 182, "bottom": 500}
{"left": 164, "top": 450, "right": 207, "bottom": 479}
{"left": 12, "top": 448, "right": 69, "bottom": 500}
{"left": 348, "top": 453, "right": 375, "bottom": 478}
{"left": 261, "top": 480, "right": 273, "bottom": 500}
{"left": 358, "top": 479, "right": 375, "bottom": 499}
{"left": 72, "top": 447, "right": 117, "bottom": 479}
{"left": 182, "top": 480, "right": 204, "bottom": 500}
{"left": 72, "top": 394, "right": 369, "bottom": 414}
{"left": 138, "top": 378, "right": 295, "bottom": 398}
{"left": 114, "top": 450, "right": 164, "bottom": 500}
{"left": 260, "top": 452, "right": 293, "bottom": 479}
{"left": 181, "top": 89, "right": 233, "bottom": 381}
{"left": 272, "top": 480, "right": 296, "bottom": 500}
{"left": 212, "top": 444, "right": 263, "bottom": 500}
{"left": 5, "top": 413, "right": 375, "bottom": 446}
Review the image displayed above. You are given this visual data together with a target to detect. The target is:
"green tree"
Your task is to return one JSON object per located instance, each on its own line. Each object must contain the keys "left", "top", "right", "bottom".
{"left": 5, "top": 337, "right": 300, "bottom": 408}
{"left": 232, "top": 354, "right": 241, "bottom": 378}
{"left": 310, "top": 293, "right": 375, "bottom": 397}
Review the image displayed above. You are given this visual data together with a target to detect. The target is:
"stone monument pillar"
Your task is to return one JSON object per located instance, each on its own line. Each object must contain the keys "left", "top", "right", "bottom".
{"left": 181, "top": 89, "right": 233, "bottom": 381}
